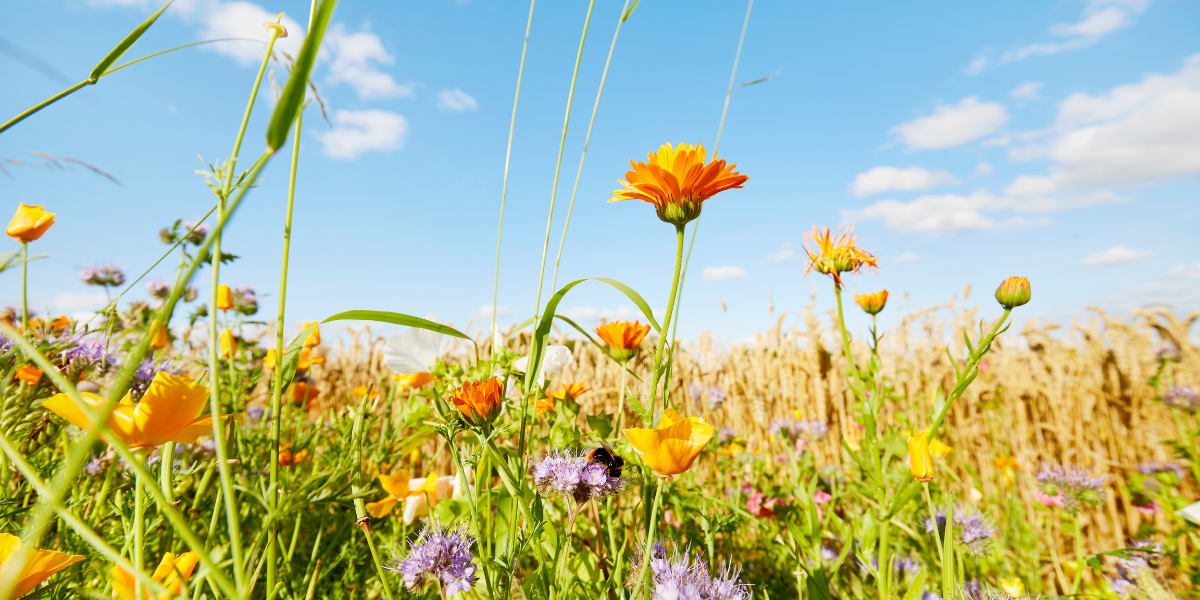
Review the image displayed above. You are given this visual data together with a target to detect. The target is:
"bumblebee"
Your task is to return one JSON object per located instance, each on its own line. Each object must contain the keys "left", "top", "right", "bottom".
{"left": 586, "top": 441, "right": 625, "bottom": 479}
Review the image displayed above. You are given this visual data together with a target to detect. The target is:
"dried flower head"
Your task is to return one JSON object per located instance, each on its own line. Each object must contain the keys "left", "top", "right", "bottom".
{"left": 80, "top": 265, "right": 125, "bottom": 287}
{"left": 802, "top": 226, "right": 878, "bottom": 288}
{"left": 1036, "top": 463, "right": 1106, "bottom": 513}
{"left": 385, "top": 521, "right": 477, "bottom": 597}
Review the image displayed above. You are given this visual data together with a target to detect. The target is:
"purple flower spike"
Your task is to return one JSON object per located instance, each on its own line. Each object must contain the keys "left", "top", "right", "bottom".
{"left": 631, "top": 541, "right": 751, "bottom": 600}
{"left": 1037, "top": 463, "right": 1106, "bottom": 513}
{"left": 385, "top": 521, "right": 477, "bottom": 597}
{"left": 924, "top": 503, "right": 997, "bottom": 557}
{"left": 529, "top": 448, "right": 625, "bottom": 505}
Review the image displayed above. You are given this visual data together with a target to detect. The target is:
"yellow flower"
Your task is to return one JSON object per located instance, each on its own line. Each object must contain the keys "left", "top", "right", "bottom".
{"left": 623, "top": 407, "right": 714, "bottom": 477}
{"left": 215, "top": 284, "right": 233, "bottom": 311}
{"left": 995, "top": 276, "right": 1031, "bottom": 309}
{"left": 0, "top": 532, "right": 85, "bottom": 599}
{"left": 111, "top": 550, "right": 198, "bottom": 600}
{"left": 296, "top": 348, "right": 311, "bottom": 371}
{"left": 854, "top": 290, "right": 888, "bottom": 315}
{"left": 15, "top": 365, "right": 42, "bottom": 386}
{"left": 393, "top": 372, "right": 435, "bottom": 389}
{"left": 5, "top": 204, "right": 56, "bottom": 243}
{"left": 802, "top": 226, "right": 878, "bottom": 288}
{"left": 365, "top": 470, "right": 439, "bottom": 519}
{"left": 149, "top": 321, "right": 169, "bottom": 350}
{"left": 353, "top": 386, "right": 381, "bottom": 400}
{"left": 993, "top": 455, "right": 1020, "bottom": 486}
{"left": 908, "top": 432, "right": 934, "bottom": 482}
{"left": 451, "top": 379, "right": 504, "bottom": 426}
{"left": 929, "top": 438, "right": 952, "bottom": 458}
{"left": 43, "top": 372, "right": 223, "bottom": 451}
{"left": 999, "top": 577, "right": 1024, "bottom": 599}
{"left": 718, "top": 442, "right": 745, "bottom": 457}
{"left": 264, "top": 349, "right": 277, "bottom": 370}
{"left": 219, "top": 330, "right": 236, "bottom": 359}
{"left": 300, "top": 322, "right": 320, "bottom": 348}
{"left": 593, "top": 321, "right": 651, "bottom": 362}
{"left": 610, "top": 143, "right": 748, "bottom": 225}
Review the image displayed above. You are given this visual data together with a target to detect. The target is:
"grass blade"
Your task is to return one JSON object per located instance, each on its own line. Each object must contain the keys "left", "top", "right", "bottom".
{"left": 89, "top": 0, "right": 173, "bottom": 82}
{"left": 267, "top": 0, "right": 337, "bottom": 152}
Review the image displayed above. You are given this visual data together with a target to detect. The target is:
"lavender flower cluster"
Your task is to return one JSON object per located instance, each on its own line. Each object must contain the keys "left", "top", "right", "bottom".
{"left": 1138, "top": 461, "right": 1185, "bottom": 481}
{"left": 1036, "top": 463, "right": 1106, "bottom": 512}
{"left": 129, "top": 357, "right": 183, "bottom": 400}
{"left": 385, "top": 522, "right": 477, "bottom": 597}
{"left": 529, "top": 449, "right": 624, "bottom": 505}
{"left": 1161, "top": 386, "right": 1199, "bottom": 413}
{"left": 62, "top": 336, "right": 121, "bottom": 379}
{"left": 924, "top": 503, "right": 997, "bottom": 557}
{"left": 688, "top": 384, "right": 727, "bottom": 411}
{"left": 630, "top": 542, "right": 751, "bottom": 600}
{"left": 768, "top": 418, "right": 829, "bottom": 441}
{"left": 80, "top": 265, "right": 125, "bottom": 287}
{"left": 1108, "top": 540, "right": 1166, "bottom": 597}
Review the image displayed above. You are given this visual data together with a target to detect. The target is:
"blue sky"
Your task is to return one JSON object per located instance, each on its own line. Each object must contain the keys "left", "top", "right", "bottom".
{"left": 2, "top": 0, "right": 1199, "bottom": 346}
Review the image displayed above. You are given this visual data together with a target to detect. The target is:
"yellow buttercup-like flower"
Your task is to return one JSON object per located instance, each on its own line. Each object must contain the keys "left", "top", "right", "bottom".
{"left": 5, "top": 204, "right": 56, "bottom": 243}
{"left": 111, "top": 550, "right": 198, "bottom": 600}
{"left": 623, "top": 407, "right": 715, "bottom": 477}
{"left": 929, "top": 438, "right": 952, "bottom": 458}
{"left": 0, "top": 532, "right": 85, "bottom": 600}
{"left": 365, "top": 470, "right": 439, "bottom": 519}
{"left": 42, "top": 371, "right": 224, "bottom": 451}
{"left": 999, "top": 577, "right": 1025, "bottom": 599}
{"left": 215, "top": 284, "right": 233, "bottom": 311}
{"left": 908, "top": 431, "right": 934, "bottom": 482}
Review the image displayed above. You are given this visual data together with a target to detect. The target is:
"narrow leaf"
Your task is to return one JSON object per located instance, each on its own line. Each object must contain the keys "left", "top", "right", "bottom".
{"left": 592, "top": 277, "right": 660, "bottom": 331}
{"left": 89, "top": 0, "right": 172, "bottom": 81}
{"left": 267, "top": 0, "right": 337, "bottom": 151}
{"left": 322, "top": 310, "right": 470, "bottom": 340}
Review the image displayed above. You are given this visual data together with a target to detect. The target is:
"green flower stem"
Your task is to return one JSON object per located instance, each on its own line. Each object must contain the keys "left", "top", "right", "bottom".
{"left": 648, "top": 224, "right": 686, "bottom": 424}
{"left": 923, "top": 483, "right": 944, "bottom": 569}
{"left": 1071, "top": 513, "right": 1085, "bottom": 594}
{"left": 612, "top": 361, "right": 628, "bottom": 434}
{"left": 134, "top": 471, "right": 146, "bottom": 599}
{"left": 831, "top": 285, "right": 862, "bottom": 381}
{"left": 20, "top": 242, "right": 28, "bottom": 330}
{"left": 632, "top": 478, "right": 665, "bottom": 599}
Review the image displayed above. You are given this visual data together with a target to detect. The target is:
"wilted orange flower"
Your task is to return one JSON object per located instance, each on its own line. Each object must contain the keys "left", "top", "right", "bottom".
{"left": 451, "top": 378, "right": 504, "bottom": 426}
{"left": 594, "top": 321, "right": 651, "bottom": 362}
{"left": 624, "top": 407, "right": 715, "bottom": 477}
{"left": 0, "top": 532, "right": 85, "bottom": 599}
{"left": 111, "top": 550, "right": 198, "bottom": 600}
{"left": 353, "top": 385, "right": 381, "bottom": 400}
{"left": 215, "top": 284, "right": 233, "bottom": 311}
{"left": 149, "top": 321, "right": 169, "bottom": 350}
{"left": 301, "top": 322, "right": 320, "bottom": 348}
{"left": 908, "top": 431, "right": 934, "bottom": 481}
{"left": 289, "top": 382, "right": 320, "bottom": 405}
{"left": 43, "top": 372, "right": 225, "bottom": 450}
{"left": 6, "top": 203, "right": 56, "bottom": 242}
{"left": 802, "top": 226, "right": 878, "bottom": 288}
{"left": 610, "top": 143, "right": 748, "bottom": 225}
{"left": 219, "top": 330, "right": 236, "bottom": 359}
{"left": 15, "top": 364, "right": 43, "bottom": 385}
{"left": 855, "top": 290, "right": 888, "bottom": 315}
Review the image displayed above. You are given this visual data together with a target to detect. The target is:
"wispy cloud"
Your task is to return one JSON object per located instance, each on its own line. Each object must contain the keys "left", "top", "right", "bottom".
{"left": 701, "top": 266, "right": 747, "bottom": 282}
{"left": 894, "top": 252, "right": 919, "bottom": 264}
{"left": 768, "top": 242, "right": 795, "bottom": 262}
{"left": 891, "top": 97, "right": 1009, "bottom": 151}
{"left": 437, "top": 89, "right": 477, "bottom": 112}
{"left": 1001, "top": 0, "right": 1154, "bottom": 64}
{"left": 319, "top": 109, "right": 408, "bottom": 160}
{"left": 1010, "top": 82, "right": 1042, "bottom": 101}
{"left": 1081, "top": 245, "right": 1152, "bottom": 266}
{"left": 850, "top": 166, "right": 960, "bottom": 197}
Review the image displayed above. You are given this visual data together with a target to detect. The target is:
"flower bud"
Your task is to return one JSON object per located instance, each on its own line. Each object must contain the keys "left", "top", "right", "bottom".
{"left": 451, "top": 379, "right": 504, "bottom": 427}
{"left": 216, "top": 284, "right": 234, "bottom": 311}
{"left": 301, "top": 322, "right": 321, "bottom": 348}
{"left": 149, "top": 321, "right": 169, "bottom": 350}
{"left": 220, "top": 330, "right": 237, "bottom": 359}
{"left": 6, "top": 203, "right": 56, "bottom": 242}
{"left": 854, "top": 290, "right": 888, "bottom": 315}
{"left": 907, "top": 433, "right": 934, "bottom": 481}
{"left": 994, "top": 276, "right": 1031, "bottom": 309}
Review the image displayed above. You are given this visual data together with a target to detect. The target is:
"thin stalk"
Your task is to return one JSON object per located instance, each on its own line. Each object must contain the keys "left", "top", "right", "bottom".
{"left": 612, "top": 362, "right": 628, "bottom": 434}
{"left": 832, "top": 286, "right": 862, "bottom": 380}
{"left": 647, "top": 225, "right": 686, "bottom": 423}
{"left": 21, "top": 242, "right": 28, "bottom": 329}
{"left": 549, "top": 0, "right": 634, "bottom": 292}
{"left": 923, "top": 483, "right": 944, "bottom": 567}
{"left": 267, "top": 107, "right": 304, "bottom": 600}
{"left": 1070, "top": 513, "right": 1085, "bottom": 594}
{"left": 134, "top": 472, "right": 146, "bottom": 599}
{"left": 490, "top": 0, "right": 537, "bottom": 356}
{"left": 528, "top": 0, "right": 596, "bottom": 375}
{"left": 632, "top": 479, "right": 665, "bottom": 599}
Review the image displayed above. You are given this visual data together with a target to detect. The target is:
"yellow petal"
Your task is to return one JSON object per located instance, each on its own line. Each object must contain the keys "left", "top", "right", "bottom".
{"left": 366, "top": 497, "right": 399, "bottom": 518}
{"left": 111, "top": 563, "right": 136, "bottom": 600}
{"left": 659, "top": 407, "right": 684, "bottom": 427}
{"left": 167, "top": 415, "right": 219, "bottom": 445}
{"left": 134, "top": 372, "right": 210, "bottom": 448}
{"left": 42, "top": 392, "right": 139, "bottom": 447}
{"left": 378, "top": 470, "right": 411, "bottom": 498}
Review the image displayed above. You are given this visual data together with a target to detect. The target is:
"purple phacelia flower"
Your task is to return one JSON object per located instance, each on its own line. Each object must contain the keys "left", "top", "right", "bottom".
{"left": 1138, "top": 461, "right": 1185, "bottom": 481}
{"left": 924, "top": 503, "right": 996, "bottom": 557}
{"left": 529, "top": 448, "right": 624, "bottom": 506}
{"left": 769, "top": 418, "right": 829, "bottom": 441}
{"left": 1162, "top": 386, "right": 1200, "bottom": 413}
{"left": 1155, "top": 342, "right": 1181, "bottom": 362}
{"left": 385, "top": 521, "right": 477, "bottom": 597}
{"left": 128, "top": 356, "right": 183, "bottom": 401}
{"left": 1037, "top": 463, "right": 1106, "bottom": 513}
{"left": 182, "top": 221, "right": 208, "bottom": 244}
{"left": 62, "top": 336, "right": 120, "bottom": 376}
{"left": 80, "top": 265, "right": 125, "bottom": 287}
{"left": 630, "top": 542, "right": 751, "bottom": 600}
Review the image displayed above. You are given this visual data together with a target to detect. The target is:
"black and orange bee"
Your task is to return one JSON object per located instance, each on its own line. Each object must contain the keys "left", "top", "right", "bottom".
{"left": 586, "top": 441, "right": 625, "bottom": 479}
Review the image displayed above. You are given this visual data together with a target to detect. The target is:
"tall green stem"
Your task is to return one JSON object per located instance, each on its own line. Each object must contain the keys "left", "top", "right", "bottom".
{"left": 1071, "top": 513, "right": 1085, "bottom": 594}
{"left": 648, "top": 225, "right": 686, "bottom": 424}
{"left": 134, "top": 471, "right": 146, "bottom": 600}
{"left": 20, "top": 242, "right": 28, "bottom": 330}
{"left": 832, "top": 285, "right": 861, "bottom": 381}
{"left": 632, "top": 479, "right": 665, "bottom": 599}
{"left": 612, "top": 362, "right": 628, "bottom": 434}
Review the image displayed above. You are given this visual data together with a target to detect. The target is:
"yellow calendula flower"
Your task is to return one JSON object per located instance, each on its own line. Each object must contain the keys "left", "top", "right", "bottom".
{"left": 111, "top": 550, "right": 198, "bottom": 600}
{"left": 5, "top": 204, "right": 56, "bottom": 243}
{"left": 301, "top": 322, "right": 321, "bottom": 348}
{"left": 42, "top": 372, "right": 225, "bottom": 451}
{"left": 994, "top": 276, "right": 1031, "bottom": 310}
{"left": 593, "top": 321, "right": 651, "bottom": 363}
{"left": 623, "top": 407, "right": 715, "bottom": 477}
{"left": 999, "top": 577, "right": 1025, "bottom": 599}
{"left": 908, "top": 432, "right": 934, "bottom": 482}
{"left": 0, "top": 532, "right": 85, "bottom": 600}
{"left": 855, "top": 290, "right": 889, "bottom": 315}
{"left": 610, "top": 143, "right": 748, "bottom": 226}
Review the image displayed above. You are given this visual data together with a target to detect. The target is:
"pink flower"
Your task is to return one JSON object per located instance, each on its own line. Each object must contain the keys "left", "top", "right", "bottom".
{"left": 1035, "top": 490, "right": 1064, "bottom": 507}
{"left": 741, "top": 483, "right": 754, "bottom": 495}
{"left": 747, "top": 492, "right": 774, "bottom": 518}
{"left": 813, "top": 490, "right": 832, "bottom": 504}
{"left": 1134, "top": 501, "right": 1159, "bottom": 515}
{"left": 663, "top": 509, "right": 682, "bottom": 528}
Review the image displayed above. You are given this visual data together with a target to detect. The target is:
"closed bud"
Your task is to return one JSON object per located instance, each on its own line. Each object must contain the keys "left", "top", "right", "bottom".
{"left": 6, "top": 203, "right": 56, "bottom": 242}
{"left": 907, "top": 433, "right": 934, "bottom": 482}
{"left": 216, "top": 284, "right": 234, "bottom": 311}
{"left": 149, "top": 321, "right": 169, "bottom": 350}
{"left": 220, "top": 330, "right": 237, "bottom": 358}
{"left": 854, "top": 290, "right": 888, "bottom": 315}
{"left": 994, "top": 276, "right": 1031, "bottom": 309}
{"left": 301, "top": 322, "right": 321, "bottom": 348}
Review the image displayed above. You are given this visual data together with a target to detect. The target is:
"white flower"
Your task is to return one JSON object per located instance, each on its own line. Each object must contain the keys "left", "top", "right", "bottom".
{"left": 1179, "top": 501, "right": 1200, "bottom": 526}
{"left": 383, "top": 328, "right": 449, "bottom": 374}
{"left": 512, "top": 345, "right": 573, "bottom": 381}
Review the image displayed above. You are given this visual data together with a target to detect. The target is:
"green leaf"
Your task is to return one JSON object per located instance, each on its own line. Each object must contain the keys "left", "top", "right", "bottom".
{"left": 278, "top": 325, "right": 315, "bottom": 392}
{"left": 526, "top": 279, "right": 588, "bottom": 391}
{"left": 267, "top": 0, "right": 337, "bottom": 151}
{"left": 586, "top": 414, "right": 613, "bottom": 439}
{"left": 591, "top": 277, "right": 660, "bottom": 332}
{"left": 322, "top": 310, "right": 470, "bottom": 340}
{"left": 89, "top": 1, "right": 172, "bottom": 82}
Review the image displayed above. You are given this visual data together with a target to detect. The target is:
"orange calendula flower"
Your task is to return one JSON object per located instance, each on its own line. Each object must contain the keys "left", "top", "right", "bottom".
{"left": 215, "top": 284, "right": 233, "bottom": 311}
{"left": 111, "top": 550, "right": 198, "bottom": 600}
{"left": 278, "top": 447, "right": 309, "bottom": 467}
{"left": 993, "top": 454, "right": 1020, "bottom": 486}
{"left": 451, "top": 378, "right": 504, "bottom": 427}
{"left": 802, "top": 226, "right": 878, "bottom": 288}
{"left": 301, "top": 322, "right": 320, "bottom": 348}
{"left": 610, "top": 143, "right": 748, "bottom": 226}
{"left": 6, "top": 204, "right": 56, "bottom": 242}
{"left": 289, "top": 382, "right": 321, "bottom": 405}
{"left": 0, "top": 532, "right": 85, "bottom": 599}
{"left": 296, "top": 348, "right": 312, "bottom": 371}
{"left": 149, "top": 321, "right": 169, "bottom": 350}
{"left": 995, "top": 276, "right": 1031, "bottom": 309}
{"left": 15, "top": 364, "right": 43, "bottom": 385}
{"left": 594, "top": 320, "right": 651, "bottom": 362}
{"left": 43, "top": 372, "right": 224, "bottom": 451}
{"left": 534, "top": 382, "right": 590, "bottom": 416}
{"left": 310, "top": 354, "right": 325, "bottom": 366}
{"left": 219, "top": 330, "right": 236, "bottom": 359}
{"left": 908, "top": 431, "right": 935, "bottom": 481}
{"left": 353, "top": 385, "right": 381, "bottom": 400}
{"left": 854, "top": 290, "right": 888, "bottom": 315}
{"left": 623, "top": 407, "right": 715, "bottom": 477}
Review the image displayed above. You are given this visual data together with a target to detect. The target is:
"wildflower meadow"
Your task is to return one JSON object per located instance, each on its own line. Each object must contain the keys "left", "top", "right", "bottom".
{"left": 1, "top": 2, "right": 1198, "bottom": 600}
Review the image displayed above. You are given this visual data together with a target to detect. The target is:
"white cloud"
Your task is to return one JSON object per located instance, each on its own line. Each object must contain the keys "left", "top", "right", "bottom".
{"left": 437, "top": 89, "right": 477, "bottom": 112}
{"left": 1167, "top": 262, "right": 1200, "bottom": 279}
{"left": 1011, "top": 82, "right": 1042, "bottom": 101}
{"left": 319, "top": 109, "right": 407, "bottom": 160}
{"left": 768, "top": 242, "right": 795, "bottom": 262}
{"left": 1081, "top": 245, "right": 1152, "bottom": 266}
{"left": 841, "top": 190, "right": 1048, "bottom": 234}
{"left": 561, "top": 306, "right": 647, "bottom": 324}
{"left": 325, "top": 24, "right": 410, "bottom": 99}
{"left": 966, "top": 57, "right": 988, "bottom": 75}
{"left": 187, "top": 1, "right": 306, "bottom": 65}
{"left": 972, "top": 161, "right": 995, "bottom": 177}
{"left": 52, "top": 292, "right": 108, "bottom": 310}
{"left": 894, "top": 252, "right": 919, "bottom": 264}
{"left": 891, "top": 97, "right": 1010, "bottom": 150}
{"left": 1005, "top": 54, "right": 1200, "bottom": 194}
{"left": 850, "top": 166, "right": 960, "bottom": 197}
{"left": 701, "top": 266, "right": 747, "bottom": 282}
{"left": 1002, "top": 0, "right": 1153, "bottom": 64}
{"left": 473, "top": 304, "right": 516, "bottom": 321}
